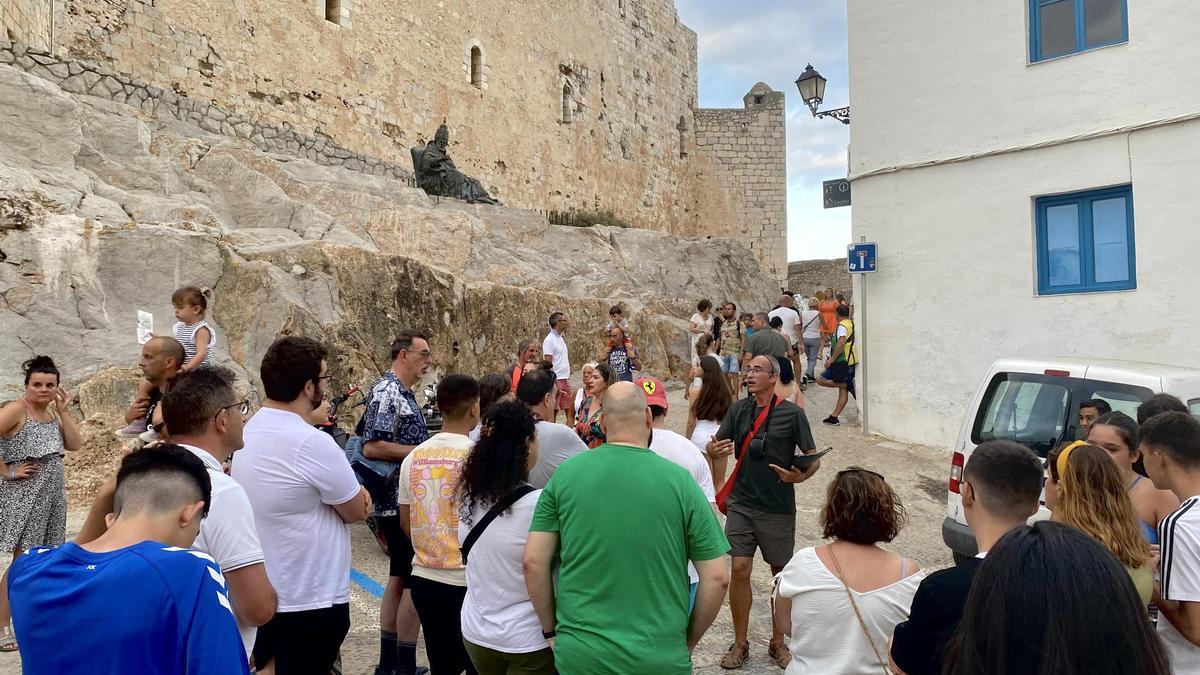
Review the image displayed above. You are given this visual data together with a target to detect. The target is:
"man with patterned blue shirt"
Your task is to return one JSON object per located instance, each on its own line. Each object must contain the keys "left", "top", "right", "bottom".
{"left": 357, "top": 330, "right": 434, "bottom": 675}
{"left": 8, "top": 445, "right": 250, "bottom": 674}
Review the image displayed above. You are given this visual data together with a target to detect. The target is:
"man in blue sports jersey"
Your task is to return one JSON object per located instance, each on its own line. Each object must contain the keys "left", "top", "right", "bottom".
{"left": 7, "top": 445, "right": 250, "bottom": 674}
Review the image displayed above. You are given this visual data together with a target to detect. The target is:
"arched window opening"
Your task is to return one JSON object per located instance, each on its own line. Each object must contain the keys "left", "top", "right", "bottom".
{"left": 470, "top": 46, "right": 483, "bottom": 88}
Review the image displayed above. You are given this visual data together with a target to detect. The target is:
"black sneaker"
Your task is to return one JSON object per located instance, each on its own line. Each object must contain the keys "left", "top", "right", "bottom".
{"left": 822, "top": 415, "right": 840, "bottom": 426}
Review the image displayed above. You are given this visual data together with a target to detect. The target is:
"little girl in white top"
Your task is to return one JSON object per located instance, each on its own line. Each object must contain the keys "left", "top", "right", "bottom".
{"left": 117, "top": 286, "right": 216, "bottom": 437}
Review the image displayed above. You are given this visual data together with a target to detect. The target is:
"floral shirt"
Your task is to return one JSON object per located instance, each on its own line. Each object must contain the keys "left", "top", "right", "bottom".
{"left": 357, "top": 372, "right": 428, "bottom": 515}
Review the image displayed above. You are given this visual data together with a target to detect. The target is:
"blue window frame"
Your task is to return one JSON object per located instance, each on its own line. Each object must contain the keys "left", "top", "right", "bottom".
{"left": 1035, "top": 185, "right": 1136, "bottom": 295}
{"left": 1030, "top": 0, "right": 1128, "bottom": 62}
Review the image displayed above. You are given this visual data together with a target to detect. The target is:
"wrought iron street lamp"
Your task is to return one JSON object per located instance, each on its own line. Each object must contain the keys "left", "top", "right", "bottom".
{"left": 795, "top": 64, "right": 849, "bottom": 125}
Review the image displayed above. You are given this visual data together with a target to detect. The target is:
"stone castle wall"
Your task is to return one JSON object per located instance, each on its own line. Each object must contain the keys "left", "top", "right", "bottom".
{"left": 2, "top": 0, "right": 789, "bottom": 282}
{"left": 787, "top": 258, "right": 852, "bottom": 301}
{"left": 694, "top": 83, "right": 788, "bottom": 283}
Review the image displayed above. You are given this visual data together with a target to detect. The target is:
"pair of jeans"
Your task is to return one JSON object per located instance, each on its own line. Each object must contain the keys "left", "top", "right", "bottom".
{"left": 410, "top": 576, "right": 478, "bottom": 675}
{"left": 802, "top": 337, "right": 822, "bottom": 379}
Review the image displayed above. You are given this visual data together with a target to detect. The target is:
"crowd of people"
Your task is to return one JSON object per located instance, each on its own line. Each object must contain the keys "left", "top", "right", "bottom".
{"left": 3, "top": 284, "right": 1200, "bottom": 675}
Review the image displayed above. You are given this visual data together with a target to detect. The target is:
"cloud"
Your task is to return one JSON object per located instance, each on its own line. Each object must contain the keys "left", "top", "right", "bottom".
{"left": 677, "top": 0, "right": 852, "bottom": 261}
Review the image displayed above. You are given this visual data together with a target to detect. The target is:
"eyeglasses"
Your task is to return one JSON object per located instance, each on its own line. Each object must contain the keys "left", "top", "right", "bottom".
{"left": 215, "top": 398, "right": 253, "bottom": 420}
{"left": 744, "top": 367, "right": 776, "bottom": 375}
{"left": 404, "top": 349, "right": 434, "bottom": 361}
{"left": 317, "top": 373, "right": 334, "bottom": 382}
{"left": 837, "top": 466, "right": 885, "bottom": 481}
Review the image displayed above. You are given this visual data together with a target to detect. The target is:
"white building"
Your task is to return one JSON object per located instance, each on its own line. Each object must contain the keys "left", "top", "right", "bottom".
{"left": 847, "top": 0, "right": 1200, "bottom": 447}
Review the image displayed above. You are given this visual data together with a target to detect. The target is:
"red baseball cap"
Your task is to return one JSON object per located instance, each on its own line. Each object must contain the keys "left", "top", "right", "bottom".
{"left": 635, "top": 376, "right": 668, "bottom": 410}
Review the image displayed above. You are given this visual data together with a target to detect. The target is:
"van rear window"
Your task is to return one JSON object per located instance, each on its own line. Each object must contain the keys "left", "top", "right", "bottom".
{"left": 973, "top": 375, "right": 1070, "bottom": 457}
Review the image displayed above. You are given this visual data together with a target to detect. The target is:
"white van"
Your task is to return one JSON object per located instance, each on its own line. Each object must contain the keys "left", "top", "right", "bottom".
{"left": 942, "top": 358, "right": 1200, "bottom": 563}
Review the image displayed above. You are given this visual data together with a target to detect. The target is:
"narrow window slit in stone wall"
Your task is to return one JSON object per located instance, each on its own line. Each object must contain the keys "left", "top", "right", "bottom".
{"left": 325, "top": 0, "right": 341, "bottom": 24}
{"left": 562, "top": 85, "right": 572, "bottom": 123}
{"left": 470, "top": 46, "right": 483, "bottom": 88}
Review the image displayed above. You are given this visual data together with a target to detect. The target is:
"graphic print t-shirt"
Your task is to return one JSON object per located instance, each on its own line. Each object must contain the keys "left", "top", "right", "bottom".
{"left": 7, "top": 541, "right": 250, "bottom": 675}
{"left": 397, "top": 432, "right": 475, "bottom": 585}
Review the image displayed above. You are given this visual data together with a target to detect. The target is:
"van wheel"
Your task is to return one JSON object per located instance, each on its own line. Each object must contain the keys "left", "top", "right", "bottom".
{"left": 952, "top": 552, "right": 973, "bottom": 566}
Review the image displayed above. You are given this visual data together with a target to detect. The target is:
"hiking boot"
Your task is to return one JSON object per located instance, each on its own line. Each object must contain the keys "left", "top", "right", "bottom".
{"left": 822, "top": 415, "right": 840, "bottom": 426}
{"left": 719, "top": 641, "right": 749, "bottom": 669}
{"left": 768, "top": 641, "right": 792, "bottom": 668}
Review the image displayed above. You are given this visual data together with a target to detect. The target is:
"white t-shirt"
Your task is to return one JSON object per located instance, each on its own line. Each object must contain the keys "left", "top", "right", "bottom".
{"left": 542, "top": 329, "right": 570, "bottom": 380}
{"left": 397, "top": 432, "right": 474, "bottom": 586}
{"left": 528, "top": 420, "right": 589, "bottom": 489}
{"left": 650, "top": 427, "right": 716, "bottom": 584}
{"left": 573, "top": 387, "right": 585, "bottom": 413}
{"left": 769, "top": 307, "right": 800, "bottom": 345}
{"left": 181, "top": 444, "right": 265, "bottom": 656}
{"left": 457, "top": 490, "right": 549, "bottom": 654}
{"left": 689, "top": 313, "right": 714, "bottom": 356}
{"left": 777, "top": 547, "right": 925, "bottom": 675}
{"left": 799, "top": 309, "right": 823, "bottom": 340}
{"left": 232, "top": 407, "right": 361, "bottom": 612}
{"left": 1158, "top": 495, "right": 1200, "bottom": 670}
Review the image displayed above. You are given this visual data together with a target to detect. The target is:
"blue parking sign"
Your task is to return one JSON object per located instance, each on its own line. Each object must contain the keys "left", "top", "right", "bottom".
{"left": 847, "top": 243, "right": 877, "bottom": 273}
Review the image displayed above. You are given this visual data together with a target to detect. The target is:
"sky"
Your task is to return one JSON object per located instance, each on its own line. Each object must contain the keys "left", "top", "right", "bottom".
{"left": 675, "top": 0, "right": 851, "bottom": 261}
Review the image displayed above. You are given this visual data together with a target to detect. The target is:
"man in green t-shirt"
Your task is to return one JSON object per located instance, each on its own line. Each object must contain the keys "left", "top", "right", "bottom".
{"left": 742, "top": 312, "right": 790, "bottom": 362}
{"left": 524, "top": 382, "right": 730, "bottom": 675}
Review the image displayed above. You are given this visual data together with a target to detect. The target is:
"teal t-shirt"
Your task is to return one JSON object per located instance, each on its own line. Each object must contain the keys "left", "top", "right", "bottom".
{"left": 529, "top": 443, "right": 729, "bottom": 675}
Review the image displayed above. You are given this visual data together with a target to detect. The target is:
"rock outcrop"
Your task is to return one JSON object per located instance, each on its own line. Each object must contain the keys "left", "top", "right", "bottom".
{"left": 0, "top": 63, "right": 779, "bottom": 500}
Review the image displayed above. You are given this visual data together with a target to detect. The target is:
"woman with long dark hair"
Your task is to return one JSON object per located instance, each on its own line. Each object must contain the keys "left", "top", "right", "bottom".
{"left": 574, "top": 363, "right": 615, "bottom": 449}
{"left": 1045, "top": 441, "right": 1155, "bottom": 606}
{"left": 1089, "top": 411, "right": 1179, "bottom": 544}
{"left": 0, "top": 356, "right": 81, "bottom": 652}
{"left": 687, "top": 354, "right": 733, "bottom": 492}
{"left": 945, "top": 521, "right": 1169, "bottom": 675}
{"left": 456, "top": 400, "right": 553, "bottom": 675}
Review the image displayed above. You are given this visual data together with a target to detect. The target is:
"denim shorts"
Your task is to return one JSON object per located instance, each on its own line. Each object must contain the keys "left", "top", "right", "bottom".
{"left": 718, "top": 354, "right": 739, "bottom": 374}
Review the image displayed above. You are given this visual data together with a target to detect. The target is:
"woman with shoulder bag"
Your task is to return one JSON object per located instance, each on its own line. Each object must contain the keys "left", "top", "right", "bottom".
{"left": 456, "top": 400, "right": 554, "bottom": 675}
{"left": 773, "top": 468, "right": 924, "bottom": 674}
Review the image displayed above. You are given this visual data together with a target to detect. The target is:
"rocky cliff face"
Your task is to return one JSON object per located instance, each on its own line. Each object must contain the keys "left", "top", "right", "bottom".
{"left": 0, "top": 63, "right": 778, "bottom": 499}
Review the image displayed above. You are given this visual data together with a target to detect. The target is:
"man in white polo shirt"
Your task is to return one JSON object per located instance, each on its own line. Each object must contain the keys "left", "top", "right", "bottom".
{"left": 233, "top": 337, "right": 371, "bottom": 674}
{"left": 75, "top": 366, "right": 278, "bottom": 662}
{"left": 542, "top": 311, "right": 572, "bottom": 422}
{"left": 163, "top": 367, "right": 277, "bottom": 657}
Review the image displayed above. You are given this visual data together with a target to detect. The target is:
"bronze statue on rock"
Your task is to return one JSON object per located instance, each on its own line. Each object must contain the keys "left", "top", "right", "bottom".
{"left": 412, "top": 124, "right": 500, "bottom": 205}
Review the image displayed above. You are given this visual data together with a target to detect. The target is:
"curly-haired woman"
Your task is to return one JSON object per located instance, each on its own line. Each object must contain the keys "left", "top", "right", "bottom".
{"left": 456, "top": 400, "right": 554, "bottom": 675}
{"left": 773, "top": 468, "right": 923, "bottom": 674}
{"left": 0, "top": 356, "right": 81, "bottom": 652}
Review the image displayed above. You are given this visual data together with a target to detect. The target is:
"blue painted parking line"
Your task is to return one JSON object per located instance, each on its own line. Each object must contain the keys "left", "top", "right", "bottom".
{"left": 350, "top": 568, "right": 385, "bottom": 598}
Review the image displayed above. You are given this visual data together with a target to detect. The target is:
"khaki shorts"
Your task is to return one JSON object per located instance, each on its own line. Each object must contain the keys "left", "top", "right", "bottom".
{"left": 725, "top": 502, "right": 796, "bottom": 567}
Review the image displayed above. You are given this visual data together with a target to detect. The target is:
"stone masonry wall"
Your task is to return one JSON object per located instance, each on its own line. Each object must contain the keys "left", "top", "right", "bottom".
{"left": 0, "top": 39, "right": 413, "bottom": 180}
{"left": 1, "top": 0, "right": 52, "bottom": 50}
{"left": 693, "top": 83, "right": 788, "bottom": 284}
{"left": 787, "top": 258, "right": 853, "bottom": 301}
{"left": 33, "top": 0, "right": 730, "bottom": 235}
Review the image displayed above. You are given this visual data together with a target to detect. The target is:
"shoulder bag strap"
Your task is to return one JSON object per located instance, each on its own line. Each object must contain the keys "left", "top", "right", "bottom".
{"left": 826, "top": 545, "right": 890, "bottom": 675}
{"left": 460, "top": 484, "right": 537, "bottom": 564}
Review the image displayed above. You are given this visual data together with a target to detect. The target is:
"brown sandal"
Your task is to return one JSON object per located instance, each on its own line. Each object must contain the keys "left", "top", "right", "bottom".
{"left": 768, "top": 641, "right": 792, "bottom": 668}
{"left": 720, "top": 641, "right": 749, "bottom": 669}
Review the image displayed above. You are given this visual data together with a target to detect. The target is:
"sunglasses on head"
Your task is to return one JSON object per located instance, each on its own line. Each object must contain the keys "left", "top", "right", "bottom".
{"left": 837, "top": 466, "right": 885, "bottom": 481}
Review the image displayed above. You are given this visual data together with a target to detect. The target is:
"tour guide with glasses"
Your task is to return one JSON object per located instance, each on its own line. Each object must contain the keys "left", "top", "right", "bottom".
{"left": 706, "top": 354, "right": 823, "bottom": 670}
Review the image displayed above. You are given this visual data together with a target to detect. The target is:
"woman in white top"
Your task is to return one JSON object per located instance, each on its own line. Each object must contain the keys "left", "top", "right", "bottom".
{"left": 798, "top": 298, "right": 824, "bottom": 384}
{"left": 774, "top": 468, "right": 924, "bottom": 674}
{"left": 688, "top": 299, "right": 714, "bottom": 362}
{"left": 456, "top": 400, "right": 554, "bottom": 675}
{"left": 573, "top": 362, "right": 597, "bottom": 414}
{"left": 685, "top": 354, "right": 733, "bottom": 493}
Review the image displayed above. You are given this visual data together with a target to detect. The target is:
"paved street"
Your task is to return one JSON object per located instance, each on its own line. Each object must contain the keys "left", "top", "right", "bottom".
{"left": 0, "top": 382, "right": 954, "bottom": 675}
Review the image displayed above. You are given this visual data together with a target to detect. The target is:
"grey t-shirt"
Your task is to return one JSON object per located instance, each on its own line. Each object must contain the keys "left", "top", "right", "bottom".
{"left": 528, "top": 420, "right": 589, "bottom": 488}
